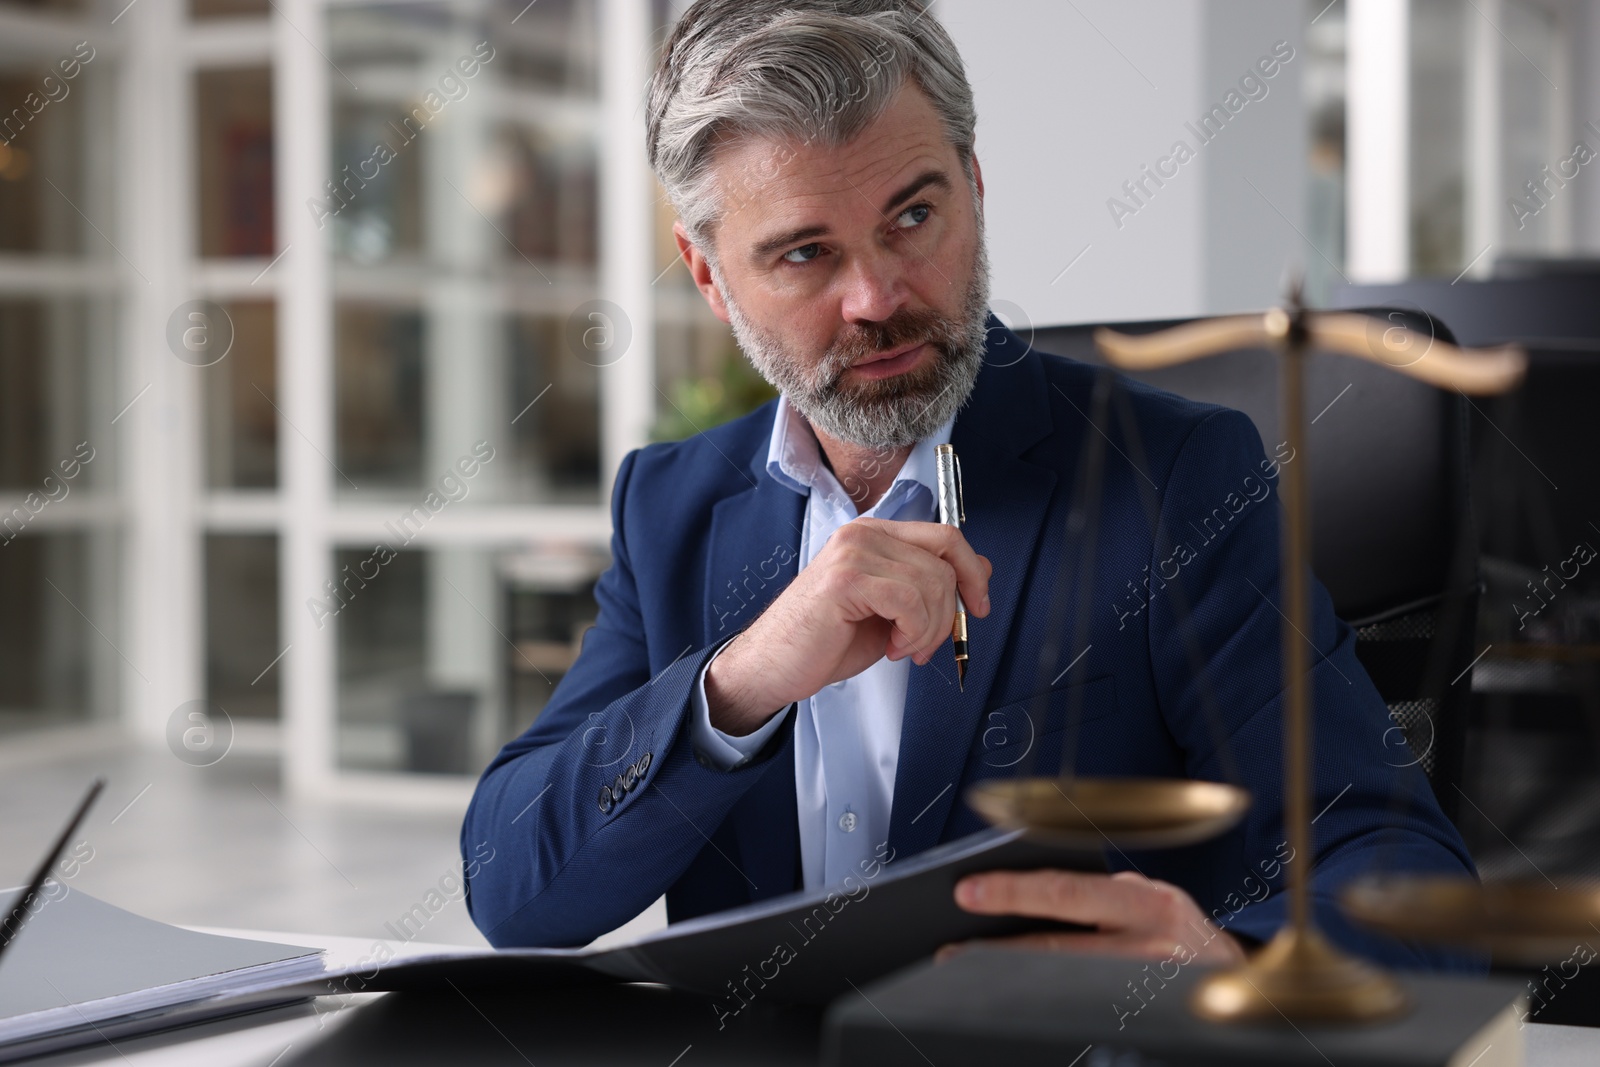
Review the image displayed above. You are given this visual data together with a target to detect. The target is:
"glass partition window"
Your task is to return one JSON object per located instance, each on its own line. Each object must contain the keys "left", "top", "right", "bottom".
{"left": 0, "top": 22, "right": 118, "bottom": 735}
{"left": 3, "top": 0, "right": 726, "bottom": 788}
{"left": 324, "top": 0, "right": 600, "bottom": 273}
{"left": 328, "top": 101, "right": 424, "bottom": 263}
{"left": 505, "top": 546, "right": 601, "bottom": 733}
{"left": 506, "top": 313, "right": 600, "bottom": 501}
{"left": 0, "top": 304, "right": 119, "bottom": 733}
{"left": 0, "top": 532, "right": 114, "bottom": 730}
{"left": 191, "top": 0, "right": 268, "bottom": 18}
{"left": 0, "top": 0, "right": 89, "bottom": 13}
{"left": 494, "top": 123, "right": 599, "bottom": 268}
{"left": 333, "top": 543, "right": 604, "bottom": 774}
{"left": 653, "top": 314, "right": 773, "bottom": 443}
{"left": 1301, "top": 0, "right": 1347, "bottom": 306}
{"left": 205, "top": 534, "right": 281, "bottom": 720}
{"left": 196, "top": 67, "right": 275, "bottom": 259}
{"left": 203, "top": 300, "right": 279, "bottom": 489}
{"left": 334, "top": 306, "right": 602, "bottom": 497}
{"left": 324, "top": 2, "right": 608, "bottom": 507}
{"left": 1399, "top": 0, "right": 1569, "bottom": 276}
{"left": 336, "top": 302, "right": 426, "bottom": 491}
{"left": 0, "top": 70, "right": 92, "bottom": 254}
{"left": 1409, "top": 0, "right": 1466, "bottom": 277}
{"left": 649, "top": 170, "right": 774, "bottom": 441}
{"left": 299, "top": 0, "right": 622, "bottom": 788}
{"left": 1497, "top": 0, "right": 1561, "bottom": 259}
{"left": 0, "top": 298, "right": 112, "bottom": 486}
{"left": 336, "top": 545, "right": 428, "bottom": 772}
{"left": 333, "top": 303, "right": 603, "bottom": 503}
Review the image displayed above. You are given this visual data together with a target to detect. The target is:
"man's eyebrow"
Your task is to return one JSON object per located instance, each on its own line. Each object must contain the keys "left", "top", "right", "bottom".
{"left": 751, "top": 224, "right": 830, "bottom": 262}
{"left": 879, "top": 168, "right": 952, "bottom": 217}
{"left": 746, "top": 168, "right": 955, "bottom": 262}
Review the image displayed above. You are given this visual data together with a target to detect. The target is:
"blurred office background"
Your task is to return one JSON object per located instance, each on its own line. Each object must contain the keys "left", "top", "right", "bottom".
{"left": 1, "top": 0, "right": 1599, "bottom": 946}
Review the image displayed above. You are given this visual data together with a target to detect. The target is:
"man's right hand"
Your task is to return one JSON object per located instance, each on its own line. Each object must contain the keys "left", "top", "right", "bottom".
{"left": 703, "top": 518, "right": 992, "bottom": 737}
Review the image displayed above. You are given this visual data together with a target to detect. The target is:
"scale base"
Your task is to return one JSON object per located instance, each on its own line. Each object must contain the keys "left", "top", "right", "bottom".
{"left": 1190, "top": 926, "right": 1410, "bottom": 1024}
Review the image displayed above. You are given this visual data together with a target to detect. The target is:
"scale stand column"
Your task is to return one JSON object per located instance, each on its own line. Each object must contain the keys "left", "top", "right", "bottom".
{"left": 1190, "top": 304, "right": 1410, "bottom": 1024}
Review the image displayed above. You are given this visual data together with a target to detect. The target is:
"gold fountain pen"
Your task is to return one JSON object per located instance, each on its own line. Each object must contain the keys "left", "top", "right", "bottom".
{"left": 934, "top": 444, "right": 969, "bottom": 690}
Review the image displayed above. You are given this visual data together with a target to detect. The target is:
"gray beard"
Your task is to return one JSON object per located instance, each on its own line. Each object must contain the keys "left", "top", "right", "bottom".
{"left": 712, "top": 223, "right": 992, "bottom": 451}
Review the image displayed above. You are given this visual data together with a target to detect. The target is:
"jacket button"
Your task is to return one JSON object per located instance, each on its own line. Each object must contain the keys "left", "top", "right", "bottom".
{"left": 598, "top": 786, "right": 615, "bottom": 814}
{"left": 637, "top": 751, "right": 652, "bottom": 775}
{"left": 622, "top": 764, "right": 639, "bottom": 790}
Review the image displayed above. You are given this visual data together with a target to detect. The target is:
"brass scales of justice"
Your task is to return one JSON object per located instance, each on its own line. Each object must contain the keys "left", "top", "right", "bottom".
{"left": 966, "top": 287, "right": 1599, "bottom": 1025}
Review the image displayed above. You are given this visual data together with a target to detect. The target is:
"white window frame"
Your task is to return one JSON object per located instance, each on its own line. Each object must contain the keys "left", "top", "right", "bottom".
{"left": 94, "top": 0, "right": 659, "bottom": 804}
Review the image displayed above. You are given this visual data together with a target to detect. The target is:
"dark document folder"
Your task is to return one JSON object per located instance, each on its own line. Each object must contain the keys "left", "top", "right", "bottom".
{"left": 328, "top": 828, "right": 1104, "bottom": 1005}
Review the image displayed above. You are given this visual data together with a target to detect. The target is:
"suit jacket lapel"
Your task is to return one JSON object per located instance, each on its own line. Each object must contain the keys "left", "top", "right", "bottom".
{"left": 703, "top": 441, "right": 806, "bottom": 649}
{"left": 703, "top": 426, "right": 806, "bottom": 900}
{"left": 888, "top": 316, "right": 1058, "bottom": 857}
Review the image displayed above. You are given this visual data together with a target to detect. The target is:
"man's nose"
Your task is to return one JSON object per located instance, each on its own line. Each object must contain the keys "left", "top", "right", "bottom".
{"left": 837, "top": 245, "right": 909, "bottom": 326}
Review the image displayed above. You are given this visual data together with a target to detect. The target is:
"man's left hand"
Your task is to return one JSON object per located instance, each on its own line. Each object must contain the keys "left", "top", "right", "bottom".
{"left": 944, "top": 869, "right": 1248, "bottom": 963}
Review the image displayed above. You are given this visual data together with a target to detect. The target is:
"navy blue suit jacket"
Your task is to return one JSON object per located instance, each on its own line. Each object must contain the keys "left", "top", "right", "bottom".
{"left": 463, "top": 314, "right": 1477, "bottom": 969}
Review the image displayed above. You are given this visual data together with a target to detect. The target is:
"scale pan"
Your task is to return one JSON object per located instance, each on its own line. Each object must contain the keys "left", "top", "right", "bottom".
{"left": 1342, "top": 875, "right": 1600, "bottom": 964}
{"left": 967, "top": 777, "right": 1251, "bottom": 850}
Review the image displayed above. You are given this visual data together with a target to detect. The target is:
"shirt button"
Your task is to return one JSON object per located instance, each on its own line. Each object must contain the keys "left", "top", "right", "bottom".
{"left": 838, "top": 810, "right": 857, "bottom": 833}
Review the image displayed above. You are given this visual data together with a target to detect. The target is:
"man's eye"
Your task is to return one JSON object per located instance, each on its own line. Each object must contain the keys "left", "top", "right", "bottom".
{"left": 896, "top": 204, "right": 931, "bottom": 229}
{"left": 782, "top": 243, "right": 822, "bottom": 264}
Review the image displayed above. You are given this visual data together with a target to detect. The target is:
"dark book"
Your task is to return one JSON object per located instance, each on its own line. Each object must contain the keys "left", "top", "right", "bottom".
{"left": 823, "top": 947, "right": 1526, "bottom": 1067}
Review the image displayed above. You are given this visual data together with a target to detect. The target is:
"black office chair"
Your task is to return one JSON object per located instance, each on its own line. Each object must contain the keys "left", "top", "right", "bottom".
{"left": 1030, "top": 308, "right": 1479, "bottom": 823}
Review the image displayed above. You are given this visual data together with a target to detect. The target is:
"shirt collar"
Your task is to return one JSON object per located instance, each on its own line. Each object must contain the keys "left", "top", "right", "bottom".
{"left": 765, "top": 392, "right": 955, "bottom": 515}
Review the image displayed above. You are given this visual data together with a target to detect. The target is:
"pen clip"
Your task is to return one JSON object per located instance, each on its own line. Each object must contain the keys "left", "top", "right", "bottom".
{"left": 953, "top": 453, "right": 965, "bottom": 526}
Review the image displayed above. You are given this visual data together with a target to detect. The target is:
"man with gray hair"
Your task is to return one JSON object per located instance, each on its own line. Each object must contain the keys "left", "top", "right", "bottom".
{"left": 463, "top": 0, "right": 1475, "bottom": 972}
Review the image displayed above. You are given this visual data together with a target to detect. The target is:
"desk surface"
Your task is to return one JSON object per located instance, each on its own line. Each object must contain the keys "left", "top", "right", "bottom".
{"left": 29, "top": 929, "right": 1600, "bottom": 1067}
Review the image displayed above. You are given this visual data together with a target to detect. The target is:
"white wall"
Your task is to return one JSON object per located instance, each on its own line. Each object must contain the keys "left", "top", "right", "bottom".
{"left": 1346, "top": 0, "right": 1410, "bottom": 281}
{"left": 936, "top": 0, "right": 1307, "bottom": 327}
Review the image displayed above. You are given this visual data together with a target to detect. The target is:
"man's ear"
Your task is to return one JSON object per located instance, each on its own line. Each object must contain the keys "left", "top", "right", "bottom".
{"left": 971, "top": 152, "right": 986, "bottom": 213}
{"left": 673, "top": 220, "right": 731, "bottom": 324}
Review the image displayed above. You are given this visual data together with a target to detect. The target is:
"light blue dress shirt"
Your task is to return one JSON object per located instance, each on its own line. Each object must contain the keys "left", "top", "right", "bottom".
{"left": 689, "top": 393, "right": 956, "bottom": 891}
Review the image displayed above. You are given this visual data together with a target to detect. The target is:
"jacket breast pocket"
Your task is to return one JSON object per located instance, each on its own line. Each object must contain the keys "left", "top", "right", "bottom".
{"left": 972, "top": 673, "right": 1119, "bottom": 771}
